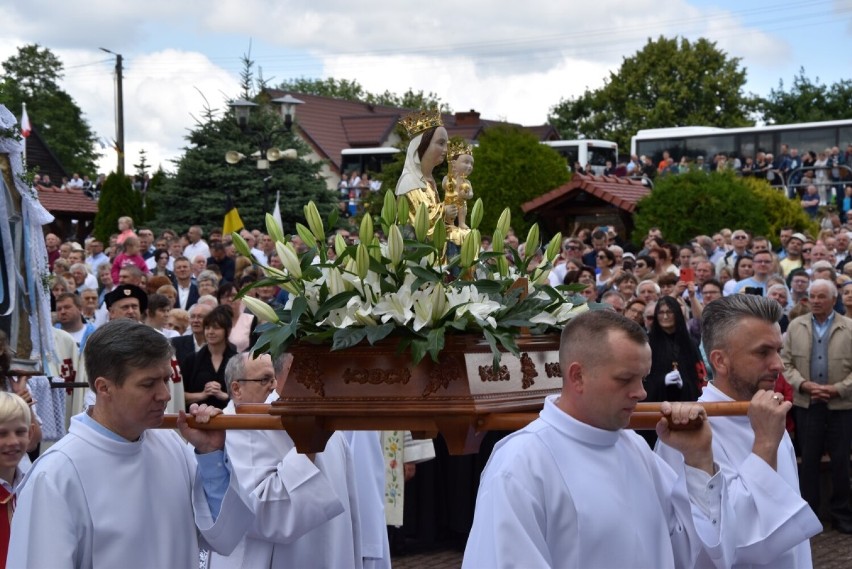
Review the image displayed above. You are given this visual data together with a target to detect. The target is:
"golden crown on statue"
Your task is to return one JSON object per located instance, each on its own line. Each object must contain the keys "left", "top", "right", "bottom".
{"left": 447, "top": 139, "right": 473, "bottom": 160}
{"left": 399, "top": 109, "right": 444, "bottom": 137}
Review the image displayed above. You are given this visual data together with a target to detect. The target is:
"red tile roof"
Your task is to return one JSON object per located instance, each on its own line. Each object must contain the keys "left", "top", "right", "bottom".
{"left": 341, "top": 115, "right": 399, "bottom": 147}
{"left": 265, "top": 90, "right": 559, "bottom": 174}
{"left": 522, "top": 174, "right": 650, "bottom": 214}
{"left": 35, "top": 184, "right": 99, "bottom": 215}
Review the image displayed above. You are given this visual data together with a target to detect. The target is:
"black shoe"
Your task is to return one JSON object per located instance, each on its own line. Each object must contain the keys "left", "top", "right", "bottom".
{"left": 832, "top": 518, "right": 852, "bottom": 534}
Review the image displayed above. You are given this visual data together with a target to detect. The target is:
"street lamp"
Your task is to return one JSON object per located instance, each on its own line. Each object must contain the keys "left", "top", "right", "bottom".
{"left": 225, "top": 95, "right": 304, "bottom": 214}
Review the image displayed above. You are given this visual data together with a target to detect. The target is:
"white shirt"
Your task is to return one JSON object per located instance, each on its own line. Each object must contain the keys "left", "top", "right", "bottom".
{"left": 177, "top": 282, "right": 192, "bottom": 310}
{"left": 657, "top": 383, "right": 821, "bottom": 568}
{"left": 184, "top": 240, "right": 210, "bottom": 262}
{"left": 463, "top": 395, "right": 726, "bottom": 569}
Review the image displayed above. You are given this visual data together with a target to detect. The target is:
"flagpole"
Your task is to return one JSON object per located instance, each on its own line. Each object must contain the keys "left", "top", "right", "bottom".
{"left": 21, "top": 102, "right": 28, "bottom": 165}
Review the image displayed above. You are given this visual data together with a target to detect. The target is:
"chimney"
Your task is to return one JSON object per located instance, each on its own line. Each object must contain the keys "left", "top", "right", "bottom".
{"left": 454, "top": 109, "right": 481, "bottom": 126}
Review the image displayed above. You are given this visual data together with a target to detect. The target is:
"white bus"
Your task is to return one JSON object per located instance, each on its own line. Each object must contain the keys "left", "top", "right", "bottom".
{"left": 341, "top": 138, "right": 620, "bottom": 178}
{"left": 630, "top": 119, "right": 852, "bottom": 166}
{"left": 542, "top": 139, "right": 619, "bottom": 175}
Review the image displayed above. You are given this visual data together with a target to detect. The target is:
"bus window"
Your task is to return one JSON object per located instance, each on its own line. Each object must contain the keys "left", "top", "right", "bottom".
{"left": 587, "top": 146, "right": 616, "bottom": 167}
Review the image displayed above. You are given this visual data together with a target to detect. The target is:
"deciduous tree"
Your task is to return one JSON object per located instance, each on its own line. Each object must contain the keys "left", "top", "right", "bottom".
{"left": 549, "top": 37, "right": 754, "bottom": 151}
{"left": 758, "top": 68, "right": 852, "bottom": 125}
{"left": 0, "top": 44, "right": 99, "bottom": 176}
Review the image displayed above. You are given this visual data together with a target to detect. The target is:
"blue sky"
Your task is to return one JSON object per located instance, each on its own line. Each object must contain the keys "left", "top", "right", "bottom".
{"left": 1, "top": 0, "right": 849, "bottom": 174}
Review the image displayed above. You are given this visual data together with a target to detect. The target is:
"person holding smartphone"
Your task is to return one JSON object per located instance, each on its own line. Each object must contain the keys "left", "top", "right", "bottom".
{"left": 734, "top": 250, "right": 776, "bottom": 296}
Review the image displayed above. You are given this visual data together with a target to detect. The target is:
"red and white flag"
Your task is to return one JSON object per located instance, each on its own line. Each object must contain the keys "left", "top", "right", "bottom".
{"left": 21, "top": 104, "right": 31, "bottom": 138}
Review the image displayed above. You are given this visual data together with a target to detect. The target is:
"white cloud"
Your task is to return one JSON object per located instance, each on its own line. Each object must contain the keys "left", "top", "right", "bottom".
{"left": 2, "top": 0, "right": 842, "bottom": 178}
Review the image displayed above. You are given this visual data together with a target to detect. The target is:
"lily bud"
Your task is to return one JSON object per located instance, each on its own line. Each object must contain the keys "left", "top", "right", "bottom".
{"left": 491, "top": 228, "right": 505, "bottom": 253}
{"left": 276, "top": 241, "right": 302, "bottom": 279}
{"left": 431, "top": 282, "right": 447, "bottom": 320}
{"left": 525, "top": 224, "right": 540, "bottom": 261}
{"left": 355, "top": 243, "right": 370, "bottom": 279}
{"left": 334, "top": 233, "right": 347, "bottom": 257}
{"left": 382, "top": 190, "right": 397, "bottom": 227}
{"left": 397, "top": 196, "right": 410, "bottom": 226}
{"left": 431, "top": 218, "right": 446, "bottom": 255}
{"left": 414, "top": 203, "right": 429, "bottom": 242}
{"left": 296, "top": 223, "right": 318, "bottom": 250}
{"left": 387, "top": 224, "right": 403, "bottom": 266}
{"left": 231, "top": 232, "right": 252, "bottom": 260}
{"left": 327, "top": 267, "right": 347, "bottom": 296}
{"left": 303, "top": 201, "right": 325, "bottom": 241}
{"left": 495, "top": 208, "right": 511, "bottom": 239}
{"left": 266, "top": 213, "right": 285, "bottom": 244}
{"left": 242, "top": 296, "right": 280, "bottom": 324}
{"left": 469, "top": 198, "right": 483, "bottom": 230}
{"left": 370, "top": 236, "right": 382, "bottom": 263}
{"left": 545, "top": 232, "right": 562, "bottom": 263}
{"left": 359, "top": 214, "right": 374, "bottom": 247}
{"left": 496, "top": 256, "right": 509, "bottom": 278}
{"left": 460, "top": 231, "right": 477, "bottom": 268}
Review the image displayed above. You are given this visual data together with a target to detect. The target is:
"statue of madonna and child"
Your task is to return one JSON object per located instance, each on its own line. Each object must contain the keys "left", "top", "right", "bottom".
{"left": 394, "top": 109, "right": 475, "bottom": 255}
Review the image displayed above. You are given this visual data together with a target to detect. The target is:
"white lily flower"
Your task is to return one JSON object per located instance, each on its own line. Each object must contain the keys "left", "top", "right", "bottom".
{"left": 530, "top": 312, "right": 557, "bottom": 326}
{"left": 373, "top": 289, "right": 414, "bottom": 325}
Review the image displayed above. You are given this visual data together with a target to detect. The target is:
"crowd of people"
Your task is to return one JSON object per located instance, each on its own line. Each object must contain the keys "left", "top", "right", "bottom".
{"left": 582, "top": 143, "right": 852, "bottom": 222}
{"left": 3, "top": 110, "right": 849, "bottom": 567}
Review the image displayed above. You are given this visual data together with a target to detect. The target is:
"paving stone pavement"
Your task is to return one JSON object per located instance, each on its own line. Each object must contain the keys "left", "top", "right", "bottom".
{"left": 391, "top": 528, "right": 852, "bottom": 568}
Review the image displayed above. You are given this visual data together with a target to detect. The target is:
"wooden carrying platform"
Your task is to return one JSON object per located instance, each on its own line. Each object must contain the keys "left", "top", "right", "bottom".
{"left": 160, "top": 333, "right": 750, "bottom": 454}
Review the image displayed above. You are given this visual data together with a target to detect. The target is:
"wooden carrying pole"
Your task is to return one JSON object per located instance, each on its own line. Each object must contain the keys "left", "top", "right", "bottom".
{"left": 158, "top": 401, "right": 751, "bottom": 432}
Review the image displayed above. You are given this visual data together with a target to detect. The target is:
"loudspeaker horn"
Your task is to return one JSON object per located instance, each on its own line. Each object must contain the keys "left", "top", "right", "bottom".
{"left": 266, "top": 147, "right": 283, "bottom": 162}
{"left": 225, "top": 151, "right": 245, "bottom": 165}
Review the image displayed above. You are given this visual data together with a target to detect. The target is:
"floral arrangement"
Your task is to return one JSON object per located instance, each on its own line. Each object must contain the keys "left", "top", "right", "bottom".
{"left": 233, "top": 192, "right": 589, "bottom": 368}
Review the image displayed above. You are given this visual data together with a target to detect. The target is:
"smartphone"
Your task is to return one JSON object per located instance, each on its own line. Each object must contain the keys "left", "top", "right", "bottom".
{"left": 744, "top": 286, "right": 763, "bottom": 296}
{"left": 680, "top": 268, "right": 694, "bottom": 282}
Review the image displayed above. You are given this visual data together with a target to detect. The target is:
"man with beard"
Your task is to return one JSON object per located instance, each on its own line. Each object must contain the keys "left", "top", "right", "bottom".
{"left": 658, "top": 295, "right": 821, "bottom": 566}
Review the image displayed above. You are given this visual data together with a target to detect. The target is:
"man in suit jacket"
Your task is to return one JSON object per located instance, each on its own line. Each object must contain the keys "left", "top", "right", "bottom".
{"left": 783, "top": 278, "right": 852, "bottom": 532}
{"left": 171, "top": 302, "right": 213, "bottom": 371}
{"left": 173, "top": 256, "right": 200, "bottom": 310}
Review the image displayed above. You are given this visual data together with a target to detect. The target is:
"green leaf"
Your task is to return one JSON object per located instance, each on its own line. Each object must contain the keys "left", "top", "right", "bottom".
{"left": 314, "top": 290, "right": 359, "bottom": 320}
{"left": 426, "top": 327, "right": 446, "bottom": 362}
{"left": 410, "top": 338, "right": 428, "bottom": 366}
{"left": 332, "top": 327, "right": 369, "bottom": 350}
{"left": 366, "top": 323, "right": 395, "bottom": 344}
{"left": 408, "top": 265, "right": 441, "bottom": 283}
{"left": 471, "top": 279, "right": 502, "bottom": 294}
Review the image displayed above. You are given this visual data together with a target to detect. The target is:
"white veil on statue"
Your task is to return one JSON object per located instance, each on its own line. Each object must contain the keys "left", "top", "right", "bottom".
{"left": 395, "top": 133, "right": 426, "bottom": 196}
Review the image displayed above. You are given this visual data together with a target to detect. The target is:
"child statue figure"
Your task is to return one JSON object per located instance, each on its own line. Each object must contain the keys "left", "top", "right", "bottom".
{"left": 442, "top": 139, "right": 474, "bottom": 230}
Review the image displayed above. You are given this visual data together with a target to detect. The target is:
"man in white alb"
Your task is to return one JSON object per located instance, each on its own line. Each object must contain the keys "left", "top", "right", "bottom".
{"left": 210, "top": 352, "right": 363, "bottom": 569}
{"left": 464, "top": 310, "right": 727, "bottom": 568}
{"left": 8, "top": 319, "right": 254, "bottom": 568}
{"left": 657, "top": 294, "right": 821, "bottom": 567}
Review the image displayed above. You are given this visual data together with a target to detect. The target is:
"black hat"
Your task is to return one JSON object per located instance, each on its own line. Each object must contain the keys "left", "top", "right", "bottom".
{"left": 105, "top": 284, "right": 148, "bottom": 312}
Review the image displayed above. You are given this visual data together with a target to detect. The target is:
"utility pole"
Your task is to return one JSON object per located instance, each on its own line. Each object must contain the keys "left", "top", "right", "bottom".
{"left": 100, "top": 48, "right": 125, "bottom": 175}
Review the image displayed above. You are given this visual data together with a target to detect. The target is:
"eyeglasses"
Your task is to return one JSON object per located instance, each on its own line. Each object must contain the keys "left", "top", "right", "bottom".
{"left": 236, "top": 376, "right": 275, "bottom": 387}
{"left": 803, "top": 248, "right": 813, "bottom": 253}
{"left": 657, "top": 309, "right": 674, "bottom": 317}
{"left": 597, "top": 254, "right": 608, "bottom": 259}
{"left": 564, "top": 245, "right": 580, "bottom": 251}
{"left": 636, "top": 262, "right": 646, "bottom": 268}
{"left": 733, "top": 235, "right": 748, "bottom": 240}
